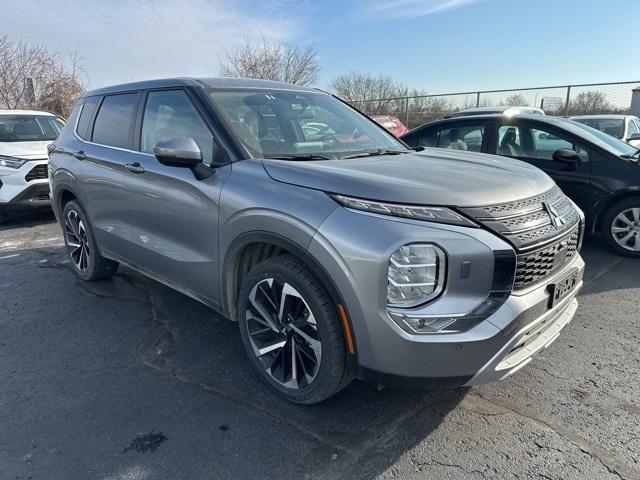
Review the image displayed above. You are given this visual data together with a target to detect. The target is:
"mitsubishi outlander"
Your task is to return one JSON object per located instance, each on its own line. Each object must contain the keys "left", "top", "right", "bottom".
{"left": 49, "top": 78, "right": 585, "bottom": 403}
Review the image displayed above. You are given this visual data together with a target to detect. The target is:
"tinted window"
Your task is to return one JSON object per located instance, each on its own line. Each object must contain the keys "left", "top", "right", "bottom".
{"left": 141, "top": 90, "right": 219, "bottom": 164}
{"left": 76, "top": 96, "right": 101, "bottom": 140}
{"left": 498, "top": 124, "right": 588, "bottom": 162}
{"left": 92, "top": 93, "right": 138, "bottom": 148}
{"left": 417, "top": 124, "right": 485, "bottom": 152}
{"left": 0, "top": 115, "right": 63, "bottom": 142}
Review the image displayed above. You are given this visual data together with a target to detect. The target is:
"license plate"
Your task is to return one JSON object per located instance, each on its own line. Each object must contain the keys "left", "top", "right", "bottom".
{"left": 547, "top": 268, "right": 579, "bottom": 308}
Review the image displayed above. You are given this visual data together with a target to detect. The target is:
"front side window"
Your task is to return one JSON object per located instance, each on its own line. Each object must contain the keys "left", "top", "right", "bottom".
{"left": 0, "top": 115, "right": 64, "bottom": 142}
{"left": 92, "top": 93, "right": 138, "bottom": 148}
{"left": 498, "top": 124, "right": 588, "bottom": 162}
{"left": 141, "top": 90, "right": 217, "bottom": 164}
{"left": 417, "top": 125, "right": 485, "bottom": 152}
{"left": 208, "top": 89, "right": 404, "bottom": 159}
{"left": 627, "top": 119, "right": 639, "bottom": 136}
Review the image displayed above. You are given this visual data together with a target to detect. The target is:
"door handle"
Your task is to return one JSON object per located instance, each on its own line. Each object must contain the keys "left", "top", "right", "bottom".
{"left": 74, "top": 151, "right": 86, "bottom": 160}
{"left": 125, "top": 162, "right": 145, "bottom": 174}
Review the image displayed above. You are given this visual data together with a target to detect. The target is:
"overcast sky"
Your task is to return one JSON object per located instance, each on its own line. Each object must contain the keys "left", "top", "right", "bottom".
{"left": 3, "top": 0, "right": 638, "bottom": 93}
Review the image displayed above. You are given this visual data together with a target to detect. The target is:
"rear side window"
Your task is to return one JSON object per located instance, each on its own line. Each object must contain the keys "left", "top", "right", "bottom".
{"left": 76, "top": 96, "right": 100, "bottom": 140}
{"left": 92, "top": 93, "right": 138, "bottom": 148}
{"left": 417, "top": 124, "right": 485, "bottom": 152}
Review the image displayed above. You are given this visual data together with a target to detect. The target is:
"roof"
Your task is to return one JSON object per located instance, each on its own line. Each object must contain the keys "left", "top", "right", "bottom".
{"left": 83, "top": 77, "right": 319, "bottom": 97}
{"left": 407, "top": 113, "right": 570, "bottom": 134}
{"left": 454, "top": 106, "right": 544, "bottom": 114}
{"left": 0, "top": 109, "right": 56, "bottom": 116}
{"left": 570, "top": 114, "right": 635, "bottom": 120}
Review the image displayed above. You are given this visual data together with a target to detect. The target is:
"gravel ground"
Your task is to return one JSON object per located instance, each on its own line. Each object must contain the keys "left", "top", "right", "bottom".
{"left": 1, "top": 210, "right": 638, "bottom": 480}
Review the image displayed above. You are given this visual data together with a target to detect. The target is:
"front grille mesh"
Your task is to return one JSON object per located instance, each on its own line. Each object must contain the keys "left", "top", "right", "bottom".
{"left": 25, "top": 164, "right": 48, "bottom": 182}
{"left": 514, "top": 227, "right": 580, "bottom": 289}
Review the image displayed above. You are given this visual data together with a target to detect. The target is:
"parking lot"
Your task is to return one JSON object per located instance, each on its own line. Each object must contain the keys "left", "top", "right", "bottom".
{"left": 1, "top": 210, "right": 639, "bottom": 480}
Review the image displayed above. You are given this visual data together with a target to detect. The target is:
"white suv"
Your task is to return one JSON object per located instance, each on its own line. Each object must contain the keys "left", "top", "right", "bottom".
{"left": 0, "top": 110, "right": 64, "bottom": 220}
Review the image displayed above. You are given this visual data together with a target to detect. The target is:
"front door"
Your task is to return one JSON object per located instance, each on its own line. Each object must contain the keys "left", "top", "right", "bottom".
{"left": 494, "top": 121, "right": 592, "bottom": 214}
{"left": 121, "top": 89, "right": 231, "bottom": 306}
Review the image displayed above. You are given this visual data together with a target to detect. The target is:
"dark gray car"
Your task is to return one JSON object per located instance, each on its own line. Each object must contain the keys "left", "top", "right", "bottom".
{"left": 49, "top": 78, "right": 585, "bottom": 403}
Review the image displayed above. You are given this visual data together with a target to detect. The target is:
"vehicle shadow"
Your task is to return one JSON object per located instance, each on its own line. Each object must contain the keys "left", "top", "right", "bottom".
{"left": 580, "top": 233, "right": 640, "bottom": 296}
{"left": 1, "top": 243, "right": 466, "bottom": 479}
{"left": 0, "top": 208, "right": 56, "bottom": 230}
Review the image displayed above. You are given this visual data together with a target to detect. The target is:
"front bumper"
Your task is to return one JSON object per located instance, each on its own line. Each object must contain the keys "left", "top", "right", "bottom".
{"left": 0, "top": 160, "right": 50, "bottom": 209}
{"left": 310, "top": 206, "right": 584, "bottom": 387}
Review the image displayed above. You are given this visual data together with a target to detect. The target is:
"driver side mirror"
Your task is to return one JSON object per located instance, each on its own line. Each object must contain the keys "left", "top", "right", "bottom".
{"left": 553, "top": 149, "right": 581, "bottom": 169}
{"left": 627, "top": 133, "right": 640, "bottom": 142}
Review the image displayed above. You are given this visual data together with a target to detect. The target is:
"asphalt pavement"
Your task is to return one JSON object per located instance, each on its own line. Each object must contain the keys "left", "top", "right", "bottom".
{"left": 1, "top": 210, "right": 638, "bottom": 480}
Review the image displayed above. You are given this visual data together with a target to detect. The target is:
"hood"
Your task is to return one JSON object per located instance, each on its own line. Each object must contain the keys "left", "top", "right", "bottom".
{"left": 0, "top": 140, "right": 51, "bottom": 160}
{"left": 262, "top": 148, "right": 556, "bottom": 207}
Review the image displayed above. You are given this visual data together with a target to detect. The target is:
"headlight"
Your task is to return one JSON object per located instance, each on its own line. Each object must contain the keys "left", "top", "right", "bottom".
{"left": 387, "top": 243, "right": 446, "bottom": 307}
{"left": 0, "top": 155, "right": 27, "bottom": 169}
{"left": 330, "top": 194, "right": 477, "bottom": 227}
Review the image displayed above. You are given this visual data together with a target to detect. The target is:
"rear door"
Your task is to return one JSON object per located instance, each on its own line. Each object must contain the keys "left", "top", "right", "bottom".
{"left": 493, "top": 119, "right": 593, "bottom": 213}
{"left": 77, "top": 92, "right": 141, "bottom": 255}
{"left": 121, "top": 88, "right": 231, "bottom": 305}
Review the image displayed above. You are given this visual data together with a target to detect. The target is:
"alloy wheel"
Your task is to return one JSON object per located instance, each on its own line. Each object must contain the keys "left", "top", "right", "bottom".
{"left": 65, "top": 210, "right": 90, "bottom": 271}
{"left": 245, "top": 278, "right": 322, "bottom": 389}
{"left": 611, "top": 207, "right": 640, "bottom": 252}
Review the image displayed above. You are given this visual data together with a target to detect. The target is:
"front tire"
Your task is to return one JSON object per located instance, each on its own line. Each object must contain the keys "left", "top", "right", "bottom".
{"left": 237, "top": 254, "right": 352, "bottom": 404}
{"left": 603, "top": 198, "right": 640, "bottom": 257}
{"left": 62, "top": 200, "right": 119, "bottom": 280}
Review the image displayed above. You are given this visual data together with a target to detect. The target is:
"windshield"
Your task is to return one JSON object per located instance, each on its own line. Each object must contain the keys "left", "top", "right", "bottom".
{"left": 572, "top": 118, "right": 625, "bottom": 139}
{"left": 207, "top": 89, "right": 406, "bottom": 159}
{"left": 561, "top": 119, "right": 637, "bottom": 157}
{"left": 0, "top": 115, "right": 64, "bottom": 142}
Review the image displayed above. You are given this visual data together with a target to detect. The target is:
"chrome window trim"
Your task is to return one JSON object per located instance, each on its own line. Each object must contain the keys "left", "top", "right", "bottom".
{"left": 73, "top": 97, "right": 154, "bottom": 157}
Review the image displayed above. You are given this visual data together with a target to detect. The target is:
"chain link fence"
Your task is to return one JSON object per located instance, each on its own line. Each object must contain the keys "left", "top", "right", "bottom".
{"left": 350, "top": 81, "right": 640, "bottom": 129}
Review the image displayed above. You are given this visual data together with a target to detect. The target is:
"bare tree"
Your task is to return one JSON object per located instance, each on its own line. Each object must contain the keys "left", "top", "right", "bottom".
{"left": 503, "top": 93, "right": 529, "bottom": 107}
{"left": 0, "top": 35, "right": 85, "bottom": 117}
{"left": 568, "top": 91, "right": 614, "bottom": 115}
{"left": 330, "top": 72, "right": 406, "bottom": 115}
{"left": 220, "top": 38, "right": 320, "bottom": 86}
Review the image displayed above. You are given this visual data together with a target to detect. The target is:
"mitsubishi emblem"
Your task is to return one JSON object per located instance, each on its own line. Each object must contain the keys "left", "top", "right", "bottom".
{"left": 543, "top": 201, "right": 567, "bottom": 229}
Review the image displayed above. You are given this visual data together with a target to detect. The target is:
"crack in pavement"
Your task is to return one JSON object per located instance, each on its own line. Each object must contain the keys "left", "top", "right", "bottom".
{"left": 470, "top": 392, "right": 632, "bottom": 480}
{"left": 130, "top": 274, "right": 354, "bottom": 456}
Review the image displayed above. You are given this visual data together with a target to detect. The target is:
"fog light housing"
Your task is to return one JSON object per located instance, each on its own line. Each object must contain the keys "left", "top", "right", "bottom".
{"left": 387, "top": 243, "right": 446, "bottom": 308}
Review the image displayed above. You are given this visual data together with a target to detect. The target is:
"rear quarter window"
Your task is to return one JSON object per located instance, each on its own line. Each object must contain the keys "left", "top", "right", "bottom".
{"left": 76, "top": 96, "right": 101, "bottom": 140}
{"left": 92, "top": 93, "right": 139, "bottom": 148}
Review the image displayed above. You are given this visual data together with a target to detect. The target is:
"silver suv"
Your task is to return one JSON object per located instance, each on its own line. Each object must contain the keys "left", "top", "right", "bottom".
{"left": 49, "top": 78, "right": 585, "bottom": 404}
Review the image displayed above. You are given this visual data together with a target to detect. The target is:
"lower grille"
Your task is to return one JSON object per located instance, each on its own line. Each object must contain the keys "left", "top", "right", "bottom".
{"left": 514, "top": 227, "right": 580, "bottom": 289}
{"left": 25, "top": 164, "right": 48, "bottom": 182}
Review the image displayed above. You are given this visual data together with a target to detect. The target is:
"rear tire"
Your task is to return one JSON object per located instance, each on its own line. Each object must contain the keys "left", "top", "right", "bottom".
{"left": 62, "top": 200, "right": 119, "bottom": 280}
{"left": 602, "top": 198, "right": 640, "bottom": 257}
{"left": 237, "top": 254, "right": 352, "bottom": 404}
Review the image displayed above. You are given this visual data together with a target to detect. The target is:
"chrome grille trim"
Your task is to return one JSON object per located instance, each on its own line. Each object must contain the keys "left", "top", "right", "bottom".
{"left": 459, "top": 186, "right": 580, "bottom": 251}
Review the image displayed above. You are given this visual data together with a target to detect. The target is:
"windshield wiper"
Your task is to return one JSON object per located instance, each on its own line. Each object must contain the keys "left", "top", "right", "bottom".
{"left": 265, "top": 154, "right": 333, "bottom": 161}
{"left": 341, "top": 149, "right": 409, "bottom": 159}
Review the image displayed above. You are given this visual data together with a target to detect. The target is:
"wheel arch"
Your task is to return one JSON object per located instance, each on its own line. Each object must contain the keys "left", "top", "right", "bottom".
{"left": 592, "top": 188, "right": 640, "bottom": 233}
{"left": 221, "top": 231, "right": 358, "bottom": 359}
